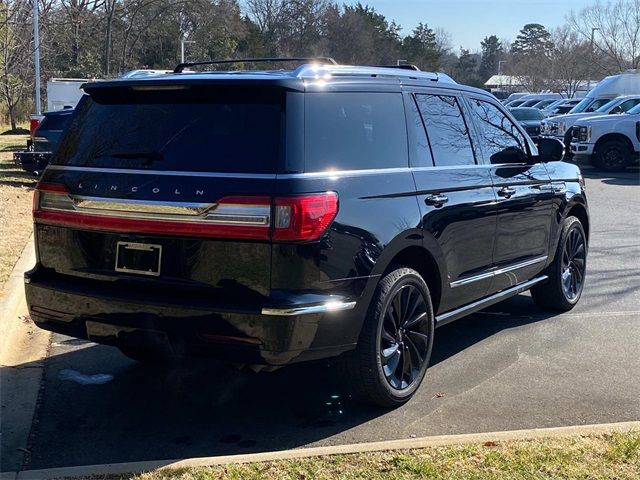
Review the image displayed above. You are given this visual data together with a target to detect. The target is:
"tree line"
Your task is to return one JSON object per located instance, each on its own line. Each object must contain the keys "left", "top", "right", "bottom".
{"left": 1, "top": 0, "right": 638, "bottom": 129}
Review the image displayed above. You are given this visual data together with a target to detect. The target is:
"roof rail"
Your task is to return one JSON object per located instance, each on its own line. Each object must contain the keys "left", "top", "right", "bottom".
{"left": 293, "top": 64, "right": 456, "bottom": 84}
{"left": 374, "top": 64, "right": 421, "bottom": 71}
{"left": 173, "top": 57, "right": 338, "bottom": 73}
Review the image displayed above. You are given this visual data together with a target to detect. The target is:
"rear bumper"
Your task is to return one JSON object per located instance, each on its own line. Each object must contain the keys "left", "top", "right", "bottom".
{"left": 24, "top": 266, "right": 359, "bottom": 365}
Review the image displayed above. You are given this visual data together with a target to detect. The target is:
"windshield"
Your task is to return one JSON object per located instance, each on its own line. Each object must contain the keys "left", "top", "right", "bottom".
{"left": 595, "top": 98, "right": 620, "bottom": 113}
{"left": 54, "top": 87, "right": 284, "bottom": 173}
{"left": 570, "top": 97, "right": 612, "bottom": 114}
{"left": 511, "top": 108, "right": 545, "bottom": 121}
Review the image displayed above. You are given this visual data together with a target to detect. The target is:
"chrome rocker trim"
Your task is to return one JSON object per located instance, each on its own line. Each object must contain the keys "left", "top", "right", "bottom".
{"left": 436, "top": 275, "right": 548, "bottom": 327}
{"left": 450, "top": 256, "right": 548, "bottom": 288}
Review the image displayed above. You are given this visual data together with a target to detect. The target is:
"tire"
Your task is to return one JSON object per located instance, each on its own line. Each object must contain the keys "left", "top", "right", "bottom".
{"left": 531, "top": 216, "right": 587, "bottom": 311}
{"left": 593, "top": 139, "right": 631, "bottom": 171}
{"left": 345, "top": 267, "right": 435, "bottom": 408}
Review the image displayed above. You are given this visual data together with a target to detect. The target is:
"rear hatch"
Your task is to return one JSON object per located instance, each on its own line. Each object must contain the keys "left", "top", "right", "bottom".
{"left": 34, "top": 80, "right": 288, "bottom": 304}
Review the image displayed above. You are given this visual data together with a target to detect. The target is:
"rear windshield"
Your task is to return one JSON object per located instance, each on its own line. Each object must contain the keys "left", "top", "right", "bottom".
{"left": 54, "top": 86, "right": 284, "bottom": 173}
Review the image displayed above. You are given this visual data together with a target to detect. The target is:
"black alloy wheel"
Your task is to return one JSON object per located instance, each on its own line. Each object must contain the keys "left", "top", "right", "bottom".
{"left": 561, "top": 226, "right": 586, "bottom": 301}
{"left": 379, "top": 284, "right": 430, "bottom": 390}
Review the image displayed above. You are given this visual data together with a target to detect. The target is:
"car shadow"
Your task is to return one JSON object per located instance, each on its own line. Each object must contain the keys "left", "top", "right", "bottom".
{"left": 6, "top": 294, "right": 555, "bottom": 472}
{"left": 579, "top": 165, "right": 639, "bottom": 186}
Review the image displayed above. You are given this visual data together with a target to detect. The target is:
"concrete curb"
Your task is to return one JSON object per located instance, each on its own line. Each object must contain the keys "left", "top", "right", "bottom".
{"left": 0, "top": 235, "right": 35, "bottom": 357}
{"left": 6, "top": 420, "right": 640, "bottom": 479}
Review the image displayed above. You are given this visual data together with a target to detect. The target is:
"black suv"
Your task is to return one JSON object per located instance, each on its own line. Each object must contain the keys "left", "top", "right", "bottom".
{"left": 26, "top": 59, "right": 589, "bottom": 407}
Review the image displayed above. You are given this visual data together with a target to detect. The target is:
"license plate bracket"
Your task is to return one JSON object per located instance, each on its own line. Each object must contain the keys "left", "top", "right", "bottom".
{"left": 115, "top": 241, "right": 162, "bottom": 276}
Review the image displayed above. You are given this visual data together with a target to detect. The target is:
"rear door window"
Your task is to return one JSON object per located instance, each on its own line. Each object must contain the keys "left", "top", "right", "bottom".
{"left": 54, "top": 87, "right": 284, "bottom": 173}
{"left": 304, "top": 92, "right": 407, "bottom": 172}
{"left": 415, "top": 94, "right": 476, "bottom": 167}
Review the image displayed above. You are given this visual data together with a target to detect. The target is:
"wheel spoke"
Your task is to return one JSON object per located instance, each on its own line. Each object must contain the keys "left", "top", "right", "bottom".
{"left": 401, "top": 344, "right": 412, "bottom": 385}
{"left": 381, "top": 343, "right": 399, "bottom": 361}
{"left": 405, "top": 335, "right": 423, "bottom": 370}
{"left": 383, "top": 349, "right": 401, "bottom": 379}
{"left": 392, "top": 294, "right": 403, "bottom": 328}
{"left": 406, "top": 330, "right": 429, "bottom": 346}
{"left": 381, "top": 326, "right": 395, "bottom": 344}
{"left": 404, "top": 312, "right": 426, "bottom": 330}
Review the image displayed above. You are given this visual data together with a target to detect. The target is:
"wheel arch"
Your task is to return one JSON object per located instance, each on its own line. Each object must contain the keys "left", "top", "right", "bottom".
{"left": 594, "top": 133, "right": 634, "bottom": 156}
{"left": 382, "top": 246, "right": 444, "bottom": 315}
{"left": 566, "top": 202, "right": 590, "bottom": 244}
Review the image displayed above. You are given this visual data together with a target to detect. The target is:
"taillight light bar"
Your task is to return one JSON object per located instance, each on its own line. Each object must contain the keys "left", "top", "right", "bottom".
{"left": 33, "top": 183, "right": 338, "bottom": 242}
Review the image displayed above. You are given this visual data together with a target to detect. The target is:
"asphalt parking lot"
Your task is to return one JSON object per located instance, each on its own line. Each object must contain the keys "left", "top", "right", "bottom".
{"left": 1, "top": 165, "right": 639, "bottom": 473}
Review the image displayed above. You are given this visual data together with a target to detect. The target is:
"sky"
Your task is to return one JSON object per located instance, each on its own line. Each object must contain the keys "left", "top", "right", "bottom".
{"left": 344, "top": 0, "right": 594, "bottom": 51}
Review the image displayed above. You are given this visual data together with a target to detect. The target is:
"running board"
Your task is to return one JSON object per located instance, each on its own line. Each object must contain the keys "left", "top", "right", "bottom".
{"left": 435, "top": 275, "right": 548, "bottom": 327}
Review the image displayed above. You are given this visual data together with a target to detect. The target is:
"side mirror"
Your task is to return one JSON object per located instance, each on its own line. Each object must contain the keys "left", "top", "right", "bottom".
{"left": 490, "top": 146, "right": 528, "bottom": 164}
{"left": 609, "top": 106, "right": 623, "bottom": 114}
{"left": 535, "top": 137, "right": 564, "bottom": 162}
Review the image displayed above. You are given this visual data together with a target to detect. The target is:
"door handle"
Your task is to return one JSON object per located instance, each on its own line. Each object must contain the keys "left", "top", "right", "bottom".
{"left": 425, "top": 194, "right": 449, "bottom": 208}
{"left": 497, "top": 186, "right": 516, "bottom": 199}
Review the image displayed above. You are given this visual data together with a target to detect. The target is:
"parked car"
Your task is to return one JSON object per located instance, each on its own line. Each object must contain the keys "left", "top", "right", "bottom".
{"left": 541, "top": 95, "right": 640, "bottom": 149}
{"left": 543, "top": 99, "right": 581, "bottom": 117}
{"left": 510, "top": 107, "right": 545, "bottom": 139}
{"left": 570, "top": 102, "right": 640, "bottom": 171}
{"left": 504, "top": 92, "right": 531, "bottom": 104}
{"left": 13, "top": 108, "right": 74, "bottom": 174}
{"left": 26, "top": 59, "right": 589, "bottom": 408}
{"left": 530, "top": 98, "right": 561, "bottom": 110}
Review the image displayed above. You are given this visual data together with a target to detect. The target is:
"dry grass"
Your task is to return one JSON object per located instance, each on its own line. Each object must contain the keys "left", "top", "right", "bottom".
{"left": 0, "top": 134, "right": 36, "bottom": 294}
{"left": 71, "top": 432, "right": 640, "bottom": 480}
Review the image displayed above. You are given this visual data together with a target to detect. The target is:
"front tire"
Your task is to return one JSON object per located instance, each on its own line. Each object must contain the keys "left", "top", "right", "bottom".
{"left": 531, "top": 216, "right": 587, "bottom": 311}
{"left": 593, "top": 139, "right": 631, "bottom": 171}
{"left": 346, "top": 267, "right": 434, "bottom": 408}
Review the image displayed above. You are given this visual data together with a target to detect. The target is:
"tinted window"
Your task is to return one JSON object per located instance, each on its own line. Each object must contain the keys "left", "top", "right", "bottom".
{"left": 415, "top": 94, "right": 475, "bottom": 166}
{"left": 54, "top": 88, "right": 284, "bottom": 173}
{"left": 405, "top": 95, "right": 433, "bottom": 167}
{"left": 304, "top": 93, "right": 407, "bottom": 172}
{"left": 470, "top": 99, "right": 527, "bottom": 164}
{"left": 40, "top": 112, "right": 72, "bottom": 131}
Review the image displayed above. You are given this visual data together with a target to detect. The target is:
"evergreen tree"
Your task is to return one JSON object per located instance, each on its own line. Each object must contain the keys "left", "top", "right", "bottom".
{"left": 479, "top": 35, "right": 503, "bottom": 80}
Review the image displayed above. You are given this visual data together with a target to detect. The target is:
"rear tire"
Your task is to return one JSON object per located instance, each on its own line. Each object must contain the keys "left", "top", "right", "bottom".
{"left": 593, "top": 139, "right": 631, "bottom": 171}
{"left": 345, "top": 267, "right": 434, "bottom": 408}
{"left": 531, "top": 216, "right": 587, "bottom": 311}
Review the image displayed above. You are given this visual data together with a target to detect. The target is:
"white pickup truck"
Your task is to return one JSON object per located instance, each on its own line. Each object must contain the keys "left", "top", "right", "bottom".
{"left": 570, "top": 102, "right": 640, "bottom": 171}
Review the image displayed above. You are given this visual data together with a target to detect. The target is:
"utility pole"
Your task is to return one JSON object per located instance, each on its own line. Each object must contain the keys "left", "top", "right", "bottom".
{"left": 587, "top": 27, "right": 600, "bottom": 92}
{"left": 33, "top": 0, "right": 41, "bottom": 114}
{"left": 180, "top": 39, "right": 195, "bottom": 63}
{"left": 498, "top": 60, "right": 507, "bottom": 76}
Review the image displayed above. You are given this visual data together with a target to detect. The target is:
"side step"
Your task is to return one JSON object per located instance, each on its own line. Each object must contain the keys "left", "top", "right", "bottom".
{"left": 435, "top": 275, "right": 548, "bottom": 327}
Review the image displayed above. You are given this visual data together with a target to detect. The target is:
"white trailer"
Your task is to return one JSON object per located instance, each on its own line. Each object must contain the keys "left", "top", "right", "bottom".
{"left": 46, "top": 78, "right": 88, "bottom": 111}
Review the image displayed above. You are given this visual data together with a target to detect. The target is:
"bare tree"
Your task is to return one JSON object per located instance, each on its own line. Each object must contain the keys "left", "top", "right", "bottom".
{"left": 0, "top": 0, "right": 32, "bottom": 129}
{"left": 568, "top": 0, "right": 640, "bottom": 72}
{"left": 548, "top": 26, "right": 591, "bottom": 97}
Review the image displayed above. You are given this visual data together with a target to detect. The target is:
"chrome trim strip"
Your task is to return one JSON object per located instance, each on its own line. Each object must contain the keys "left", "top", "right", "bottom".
{"left": 47, "top": 195, "right": 272, "bottom": 226}
{"left": 73, "top": 196, "right": 215, "bottom": 215}
{"left": 450, "top": 256, "right": 548, "bottom": 288}
{"left": 261, "top": 301, "right": 356, "bottom": 316}
{"left": 436, "top": 275, "right": 548, "bottom": 327}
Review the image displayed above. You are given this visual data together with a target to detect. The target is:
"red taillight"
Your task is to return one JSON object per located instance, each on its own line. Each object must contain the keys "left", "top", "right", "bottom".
{"left": 273, "top": 192, "right": 339, "bottom": 241}
{"left": 33, "top": 184, "right": 338, "bottom": 242}
{"left": 30, "top": 118, "right": 41, "bottom": 137}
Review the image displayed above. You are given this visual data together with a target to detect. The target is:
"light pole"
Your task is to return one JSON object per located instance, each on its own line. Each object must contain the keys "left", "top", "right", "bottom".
{"left": 498, "top": 60, "right": 507, "bottom": 76}
{"left": 180, "top": 39, "right": 195, "bottom": 64}
{"left": 33, "top": 0, "right": 41, "bottom": 115}
{"left": 587, "top": 27, "right": 600, "bottom": 92}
